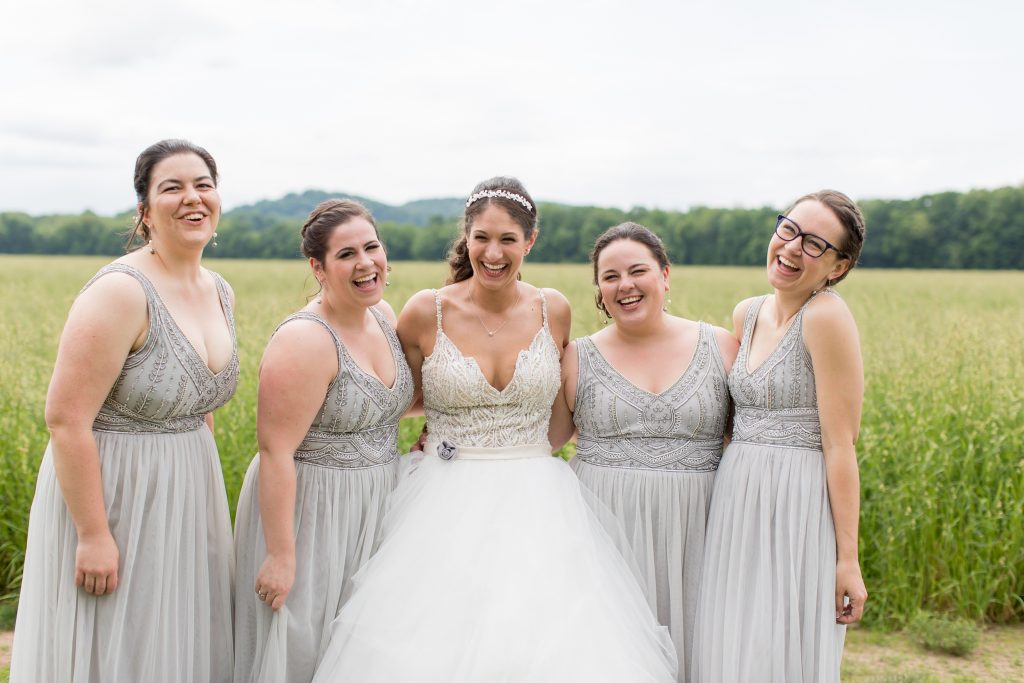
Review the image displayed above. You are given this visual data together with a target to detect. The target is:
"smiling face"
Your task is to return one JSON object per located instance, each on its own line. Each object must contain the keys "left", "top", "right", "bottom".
{"left": 466, "top": 204, "right": 537, "bottom": 289}
{"left": 314, "top": 217, "right": 388, "bottom": 308}
{"left": 767, "top": 199, "right": 851, "bottom": 294}
{"left": 141, "top": 152, "right": 220, "bottom": 250}
{"left": 596, "top": 238, "right": 670, "bottom": 324}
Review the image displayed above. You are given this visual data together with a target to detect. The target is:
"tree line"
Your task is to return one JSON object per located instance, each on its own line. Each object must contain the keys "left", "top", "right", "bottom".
{"left": 2, "top": 185, "right": 1022, "bottom": 269}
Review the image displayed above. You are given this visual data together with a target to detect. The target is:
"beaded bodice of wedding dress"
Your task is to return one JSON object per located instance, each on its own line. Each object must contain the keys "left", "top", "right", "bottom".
{"left": 420, "top": 289, "right": 561, "bottom": 448}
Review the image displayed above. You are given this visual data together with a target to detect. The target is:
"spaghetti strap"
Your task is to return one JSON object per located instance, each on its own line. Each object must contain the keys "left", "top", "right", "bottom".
{"left": 432, "top": 289, "right": 444, "bottom": 332}
{"left": 537, "top": 289, "right": 549, "bottom": 328}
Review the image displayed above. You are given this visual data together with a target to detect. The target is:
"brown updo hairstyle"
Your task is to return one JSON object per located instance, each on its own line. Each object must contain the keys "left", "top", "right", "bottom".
{"left": 300, "top": 198, "right": 381, "bottom": 263}
{"left": 786, "top": 189, "right": 866, "bottom": 286}
{"left": 126, "top": 139, "right": 219, "bottom": 251}
{"left": 446, "top": 176, "right": 538, "bottom": 284}
{"left": 590, "top": 222, "right": 670, "bottom": 316}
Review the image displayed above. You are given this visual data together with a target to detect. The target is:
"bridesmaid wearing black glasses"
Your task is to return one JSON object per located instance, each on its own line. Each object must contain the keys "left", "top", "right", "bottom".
{"left": 692, "top": 191, "right": 868, "bottom": 683}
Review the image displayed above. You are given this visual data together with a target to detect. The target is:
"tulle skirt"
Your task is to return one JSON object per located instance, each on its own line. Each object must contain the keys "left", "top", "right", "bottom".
{"left": 311, "top": 441, "right": 678, "bottom": 683}
{"left": 571, "top": 458, "right": 714, "bottom": 683}
{"left": 692, "top": 442, "right": 845, "bottom": 683}
{"left": 10, "top": 429, "right": 234, "bottom": 683}
{"left": 233, "top": 455, "right": 397, "bottom": 683}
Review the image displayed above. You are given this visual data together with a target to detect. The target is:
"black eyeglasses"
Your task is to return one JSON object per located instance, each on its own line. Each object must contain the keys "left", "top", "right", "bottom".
{"left": 775, "top": 215, "right": 847, "bottom": 259}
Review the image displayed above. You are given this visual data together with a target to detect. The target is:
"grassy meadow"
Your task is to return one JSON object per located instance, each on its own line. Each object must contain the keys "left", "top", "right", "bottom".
{"left": 0, "top": 254, "right": 1022, "bottom": 630}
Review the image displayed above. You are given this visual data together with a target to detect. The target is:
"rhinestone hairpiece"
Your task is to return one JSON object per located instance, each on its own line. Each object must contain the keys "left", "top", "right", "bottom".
{"left": 465, "top": 189, "right": 533, "bottom": 213}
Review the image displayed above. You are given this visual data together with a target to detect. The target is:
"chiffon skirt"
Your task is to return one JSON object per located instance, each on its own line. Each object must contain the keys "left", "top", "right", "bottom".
{"left": 571, "top": 458, "right": 714, "bottom": 683}
{"left": 692, "top": 442, "right": 845, "bottom": 683}
{"left": 233, "top": 455, "right": 397, "bottom": 683}
{"left": 311, "top": 442, "right": 678, "bottom": 683}
{"left": 10, "top": 429, "right": 234, "bottom": 683}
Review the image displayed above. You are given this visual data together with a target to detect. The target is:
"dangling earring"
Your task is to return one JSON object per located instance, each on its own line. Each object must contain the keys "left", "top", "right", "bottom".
{"left": 663, "top": 294, "right": 672, "bottom": 312}
{"left": 315, "top": 280, "right": 324, "bottom": 304}
{"left": 211, "top": 232, "right": 218, "bottom": 247}
{"left": 148, "top": 239, "right": 155, "bottom": 255}
{"left": 385, "top": 264, "right": 392, "bottom": 287}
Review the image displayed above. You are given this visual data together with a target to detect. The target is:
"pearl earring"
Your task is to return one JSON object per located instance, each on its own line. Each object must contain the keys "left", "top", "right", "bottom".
{"left": 148, "top": 239, "right": 155, "bottom": 254}
{"left": 211, "top": 232, "right": 218, "bottom": 247}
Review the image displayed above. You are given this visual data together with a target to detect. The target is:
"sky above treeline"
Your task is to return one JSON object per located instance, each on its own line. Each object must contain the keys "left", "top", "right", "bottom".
{"left": 1, "top": 0, "right": 1022, "bottom": 216}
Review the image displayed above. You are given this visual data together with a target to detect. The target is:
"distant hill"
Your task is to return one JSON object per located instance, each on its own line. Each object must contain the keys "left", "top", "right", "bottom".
{"left": 227, "top": 190, "right": 464, "bottom": 226}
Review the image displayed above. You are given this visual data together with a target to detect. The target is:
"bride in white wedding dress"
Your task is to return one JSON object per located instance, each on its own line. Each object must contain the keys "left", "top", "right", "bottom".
{"left": 310, "top": 177, "right": 677, "bottom": 683}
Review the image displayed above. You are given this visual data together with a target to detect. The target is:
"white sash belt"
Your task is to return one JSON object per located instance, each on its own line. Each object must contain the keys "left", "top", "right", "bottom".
{"left": 423, "top": 437, "right": 551, "bottom": 461}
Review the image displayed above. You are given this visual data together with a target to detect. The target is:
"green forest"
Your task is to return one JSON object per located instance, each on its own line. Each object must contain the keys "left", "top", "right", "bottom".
{"left": 2, "top": 185, "right": 1022, "bottom": 269}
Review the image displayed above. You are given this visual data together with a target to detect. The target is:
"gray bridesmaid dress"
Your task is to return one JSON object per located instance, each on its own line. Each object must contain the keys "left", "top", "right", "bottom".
{"left": 693, "top": 293, "right": 845, "bottom": 682}
{"left": 11, "top": 263, "right": 238, "bottom": 683}
{"left": 232, "top": 309, "right": 413, "bottom": 683}
{"left": 570, "top": 322, "right": 730, "bottom": 683}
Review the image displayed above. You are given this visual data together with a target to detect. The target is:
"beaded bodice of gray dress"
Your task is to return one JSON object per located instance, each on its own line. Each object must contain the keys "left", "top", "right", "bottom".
{"left": 233, "top": 307, "right": 413, "bottom": 683}
{"left": 573, "top": 321, "right": 729, "bottom": 471}
{"left": 728, "top": 295, "right": 823, "bottom": 449}
{"left": 693, "top": 292, "right": 845, "bottom": 683}
{"left": 92, "top": 262, "right": 239, "bottom": 432}
{"left": 571, "top": 321, "right": 729, "bottom": 683}
{"left": 288, "top": 310, "right": 414, "bottom": 468}
{"left": 11, "top": 262, "right": 238, "bottom": 683}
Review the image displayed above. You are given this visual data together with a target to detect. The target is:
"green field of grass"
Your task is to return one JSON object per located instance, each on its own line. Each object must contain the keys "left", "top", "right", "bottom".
{"left": 0, "top": 255, "right": 1021, "bottom": 629}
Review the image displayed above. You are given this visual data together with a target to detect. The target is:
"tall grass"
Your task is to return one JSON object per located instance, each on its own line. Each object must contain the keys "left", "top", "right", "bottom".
{"left": 0, "top": 255, "right": 1021, "bottom": 627}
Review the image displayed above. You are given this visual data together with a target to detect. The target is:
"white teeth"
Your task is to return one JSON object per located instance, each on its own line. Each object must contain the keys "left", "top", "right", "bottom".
{"left": 619, "top": 296, "right": 642, "bottom": 305}
{"left": 354, "top": 274, "right": 377, "bottom": 284}
{"left": 482, "top": 263, "right": 507, "bottom": 271}
{"left": 779, "top": 256, "right": 799, "bottom": 270}
{"left": 183, "top": 213, "right": 203, "bottom": 220}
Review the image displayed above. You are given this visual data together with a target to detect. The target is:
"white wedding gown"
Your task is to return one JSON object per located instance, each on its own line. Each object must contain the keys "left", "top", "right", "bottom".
{"left": 311, "top": 290, "right": 677, "bottom": 682}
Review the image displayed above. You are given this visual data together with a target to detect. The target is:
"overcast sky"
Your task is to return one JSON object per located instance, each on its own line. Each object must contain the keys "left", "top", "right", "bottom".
{"left": 1, "top": 0, "right": 1021, "bottom": 215}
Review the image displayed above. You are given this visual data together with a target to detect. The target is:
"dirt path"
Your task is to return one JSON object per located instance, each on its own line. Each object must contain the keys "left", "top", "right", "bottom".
{"left": 843, "top": 623, "right": 1024, "bottom": 682}
{"left": 2, "top": 626, "right": 1022, "bottom": 679}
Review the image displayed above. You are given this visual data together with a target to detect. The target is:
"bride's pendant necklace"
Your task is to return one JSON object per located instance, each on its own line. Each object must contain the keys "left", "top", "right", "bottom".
{"left": 469, "top": 285, "right": 522, "bottom": 337}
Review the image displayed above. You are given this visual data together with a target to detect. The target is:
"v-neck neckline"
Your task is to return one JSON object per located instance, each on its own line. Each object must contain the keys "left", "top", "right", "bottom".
{"left": 741, "top": 295, "right": 808, "bottom": 376}
{"left": 332, "top": 308, "right": 401, "bottom": 392}
{"left": 125, "top": 265, "right": 236, "bottom": 378}
{"left": 583, "top": 326, "right": 705, "bottom": 398}
{"left": 434, "top": 325, "right": 549, "bottom": 395}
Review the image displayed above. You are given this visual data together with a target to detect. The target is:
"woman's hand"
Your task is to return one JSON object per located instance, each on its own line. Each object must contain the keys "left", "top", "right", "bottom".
{"left": 835, "top": 558, "right": 867, "bottom": 624}
{"left": 75, "top": 530, "right": 119, "bottom": 595}
{"left": 411, "top": 423, "right": 428, "bottom": 452}
{"left": 255, "top": 552, "right": 296, "bottom": 610}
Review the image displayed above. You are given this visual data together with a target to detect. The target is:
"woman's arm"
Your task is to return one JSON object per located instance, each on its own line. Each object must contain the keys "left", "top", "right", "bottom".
{"left": 804, "top": 295, "right": 868, "bottom": 624}
{"left": 253, "top": 320, "right": 337, "bottom": 610}
{"left": 549, "top": 341, "right": 579, "bottom": 451}
{"left": 45, "top": 273, "right": 149, "bottom": 596}
{"left": 396, "top": 290, "right": 437, "bottom": 417}
{"left": 711, "top": 324, "right": 740, "bottom": 447}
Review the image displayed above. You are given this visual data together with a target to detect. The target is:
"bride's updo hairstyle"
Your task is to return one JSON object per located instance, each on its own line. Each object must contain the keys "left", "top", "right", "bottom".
{"left": 446, "top": 176, "right": 538, "bottom": 284}
{"left": 590, "top": 222, "right": 670, "bottom": 316}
